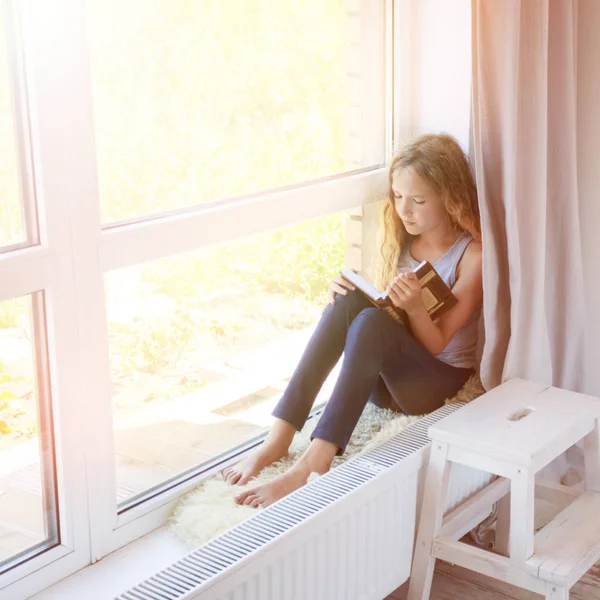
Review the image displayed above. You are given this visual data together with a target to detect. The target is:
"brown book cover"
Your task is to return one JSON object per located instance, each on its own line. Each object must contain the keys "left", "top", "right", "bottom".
{"left": 340, "top": 260, "right": 458, "bottom": 326}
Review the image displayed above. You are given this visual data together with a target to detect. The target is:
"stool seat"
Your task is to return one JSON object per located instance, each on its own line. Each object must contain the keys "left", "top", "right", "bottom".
{"left": 428, "top": 378, "right": 600, "bottom": 467}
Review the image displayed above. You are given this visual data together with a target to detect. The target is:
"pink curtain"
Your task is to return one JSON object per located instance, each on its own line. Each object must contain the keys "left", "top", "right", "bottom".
{"left": 471, "top": 0, "right": 587, "bottom": 395}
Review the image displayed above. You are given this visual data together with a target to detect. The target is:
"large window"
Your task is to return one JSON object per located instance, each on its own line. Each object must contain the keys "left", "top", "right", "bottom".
{"left": 0, "top": 0, "right": 391, "bottom": 596}
{"left": 86, "top": 0, "right": 386, "bottom": 224}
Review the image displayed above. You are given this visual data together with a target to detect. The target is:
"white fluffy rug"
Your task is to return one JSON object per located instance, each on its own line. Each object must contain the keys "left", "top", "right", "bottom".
{"left": 169, "top": 375, "right": 485, "bottom": 548}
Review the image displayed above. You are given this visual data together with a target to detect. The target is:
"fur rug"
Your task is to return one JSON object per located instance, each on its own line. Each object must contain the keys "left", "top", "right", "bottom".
{"left": 169, "top": 375, "right": 486, "bottom": 548}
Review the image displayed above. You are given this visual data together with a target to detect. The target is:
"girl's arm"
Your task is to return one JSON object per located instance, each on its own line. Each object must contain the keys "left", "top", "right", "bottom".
{"left": 388, "top": 242, "right": 483, "bottom": 356}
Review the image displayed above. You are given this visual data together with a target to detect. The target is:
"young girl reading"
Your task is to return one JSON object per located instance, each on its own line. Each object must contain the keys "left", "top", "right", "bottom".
{"left": 222, "top": 133, "right": 483, "bottom": 508}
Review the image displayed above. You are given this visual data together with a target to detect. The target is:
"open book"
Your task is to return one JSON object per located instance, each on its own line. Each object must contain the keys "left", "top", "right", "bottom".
{"left": 339, "top": 261, "right": 458, "bottom": 326}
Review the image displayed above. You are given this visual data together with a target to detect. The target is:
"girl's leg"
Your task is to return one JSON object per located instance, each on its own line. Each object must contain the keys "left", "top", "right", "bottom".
{"left": 311, "top": 307, "right": 473, "bottom": 452}
{"left": 221, "top": 418, "right": 297, "bottom": 486}
{"left": 368, "top": 376, "right": 401, "bottom": 411}
{"left": 378, "top": 335, "right": 474, "bottom": 417}
{"left": 222, "top": 290, "right": 371, "bottom": 485}
{"left": 236, "top": 308, "right": 473, "bottom": 506}
{"left": 270, "top": 290, "right": 373, "bottom": 431}
{"left": 236, "top": 437, "right": 339, "bottom": 509}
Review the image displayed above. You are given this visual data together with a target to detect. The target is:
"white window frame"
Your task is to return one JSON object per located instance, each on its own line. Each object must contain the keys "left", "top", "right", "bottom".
{"left": 0, "top": 0, "right": 401, "bottom": 596}
{"left": 0, "top": 0, "right": 93, "bottom": 594}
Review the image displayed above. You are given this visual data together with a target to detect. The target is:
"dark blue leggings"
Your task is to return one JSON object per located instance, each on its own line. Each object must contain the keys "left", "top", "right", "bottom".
{"left": 272, "top": 290, "right": 474, "bottom": 454}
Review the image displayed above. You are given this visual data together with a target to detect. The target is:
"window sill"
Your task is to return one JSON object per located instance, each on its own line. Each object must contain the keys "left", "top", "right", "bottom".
{"left": 29, "top": 526, "right": 189, "bottom": 600}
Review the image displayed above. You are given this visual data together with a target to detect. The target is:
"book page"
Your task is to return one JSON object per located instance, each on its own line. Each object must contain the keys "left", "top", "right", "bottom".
{"left": 340, "top": 270, "right": 385, "bottom": 301}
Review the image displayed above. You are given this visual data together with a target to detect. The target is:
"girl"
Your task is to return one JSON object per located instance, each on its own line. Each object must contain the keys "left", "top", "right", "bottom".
{"left": 222, "top": 133, "right": 483, "bottom": 508}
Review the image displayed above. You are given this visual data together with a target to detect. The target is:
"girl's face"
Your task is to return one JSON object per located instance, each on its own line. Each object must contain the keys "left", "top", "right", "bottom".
{"left": 391, "top": 167, "right": 449, "bottom": 237}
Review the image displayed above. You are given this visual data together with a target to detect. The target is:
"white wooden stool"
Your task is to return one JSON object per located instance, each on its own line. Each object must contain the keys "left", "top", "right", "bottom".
{"left": 407, "top": 378, "right": 600, "bottom": 600}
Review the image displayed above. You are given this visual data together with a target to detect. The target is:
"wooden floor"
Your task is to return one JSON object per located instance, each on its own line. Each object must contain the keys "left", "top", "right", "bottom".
{"left": 386, "top": 561, "right": 600, "bottom": 599}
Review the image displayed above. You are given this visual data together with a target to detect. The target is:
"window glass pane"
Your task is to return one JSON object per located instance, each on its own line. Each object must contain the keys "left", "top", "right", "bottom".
{"left": 0, "top": 10, "right": 26, "bottom": 250}
{"left": 0, "top": 295, "right": 58, "bottom": 571}
{"left": 106, "top": 211, "right": 351, "bottom": 507}
{"left": 86, "top": 1, "right": 385, "bottom": 224}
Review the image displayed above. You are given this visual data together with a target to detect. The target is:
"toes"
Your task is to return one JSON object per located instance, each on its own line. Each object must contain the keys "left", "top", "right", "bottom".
{"left": 223, "top": 469, "right": 242, "bottom": 486}
{"left": 250, "top": 497, "right": 263, "bottom": 509}
{"left": 237, "top": 473, "right": 250, "bottom": 486}
{"left": 234, "top": 489, "right": 253, "bottom": 505}
{"left": 242, "top": 493, "right": 259, "bottom": 506}
{"left": 242, "top": 494, "right": 258, "bottom": 506}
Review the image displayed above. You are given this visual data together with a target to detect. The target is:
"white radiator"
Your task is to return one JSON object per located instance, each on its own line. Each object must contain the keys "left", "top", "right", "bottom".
{"left": 117, "top": 403, "right": 494, "bottom": 600}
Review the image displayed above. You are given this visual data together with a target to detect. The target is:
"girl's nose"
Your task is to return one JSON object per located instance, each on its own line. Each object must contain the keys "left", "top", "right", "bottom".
{"left": 396, "top": 197, "right": 411, "bottom": 213}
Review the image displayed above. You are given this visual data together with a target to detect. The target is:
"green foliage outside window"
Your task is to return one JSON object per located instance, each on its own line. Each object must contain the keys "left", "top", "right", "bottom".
{"left": 1, "top": 1, "right": 353, "bottom": 431}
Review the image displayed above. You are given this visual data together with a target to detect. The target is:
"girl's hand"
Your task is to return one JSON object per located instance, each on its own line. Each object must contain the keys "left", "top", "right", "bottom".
{"left": 387, "top": 272, "right": 424, "bottom": 315}
{"left": 328, "top": 275, "right": 356, "bottom": 305}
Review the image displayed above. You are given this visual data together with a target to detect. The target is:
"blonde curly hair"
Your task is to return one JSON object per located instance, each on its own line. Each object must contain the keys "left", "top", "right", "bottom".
{"left": 378, "top": 133, "right": 480, "bottom": 288}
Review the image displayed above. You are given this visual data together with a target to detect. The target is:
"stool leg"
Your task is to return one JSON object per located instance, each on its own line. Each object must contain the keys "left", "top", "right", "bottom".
{"left": 509, "top": 467, "right": 534, "bottom": 564}
{"left": 584, "top": 417, "right": 600, "bottom": 491}
{"left": 494, "top": 490, "right": 510, "bottom": 556}
{"left": 408, "top": 442, "right": 452, "bottom": 600}
{"left": 545, "top": 582, "right": 569, "bottom": 599}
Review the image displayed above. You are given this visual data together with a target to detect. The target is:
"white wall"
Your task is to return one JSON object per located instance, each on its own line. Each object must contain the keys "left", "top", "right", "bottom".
{"left": 577, "top": 0, "right": 600, "bottom": 396}
{"left": 394, "top": 0, "right": 600, "bottom": 396}
{"left": 395, "top": 0, "right": 471, "bottom": 151}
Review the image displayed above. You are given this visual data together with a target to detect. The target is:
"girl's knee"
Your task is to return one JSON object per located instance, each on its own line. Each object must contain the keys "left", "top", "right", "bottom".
{"left": 332, "top": 289, "right": 367, "bottom": 310}
{"left": 346, "top": 307, "right": 388, "bottom": 345}
{"left": 347, "top": 307, "right": 412, "bottom": 351}
{"left": 352, "top": 307, "right": 392, "bottom": 333}
{"left": 323, "top": 289, "right": 371, "bottom": 322}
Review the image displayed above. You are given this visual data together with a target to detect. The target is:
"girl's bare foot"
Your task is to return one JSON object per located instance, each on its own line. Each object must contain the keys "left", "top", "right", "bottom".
{"left": 234, "top": 438, "right": 338, "bottom": 507}
{"left": 233, "top": 461, "right": 314, "bottom": 507}
{"left": 221, "top": 418, "right": 297, "bottom": 486}
{"left": 221, "top": 442, "right": 288, "bottom": 486}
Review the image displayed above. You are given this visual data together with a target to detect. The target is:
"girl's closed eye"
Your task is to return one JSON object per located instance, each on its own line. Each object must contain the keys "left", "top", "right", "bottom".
{"left": 395, "top": 193, "right": 425, "bottom": 205}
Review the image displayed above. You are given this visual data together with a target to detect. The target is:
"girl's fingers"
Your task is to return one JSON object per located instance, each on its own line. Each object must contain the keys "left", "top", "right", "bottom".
{"left": 397, "top": 273, "right": 419, "bottom": 291}
{"left": 333, "top": 276, "right": 355, "bottom": 291}
{"left": 390, "top": 283, "right": 406, "bottom": 300}
{"left": 331, "top": 283, "right": 349, "bottom": 296}
{"left": 387, "top": 286, "right": 403, "bottom": 307}
{"left": 390, "top": 281, "right": 407, "bottom": 296}
{"left": 394, "top": 278, "right": 412, "bottom": 295}
{"left": 328, "top": 278, "right": 355, "bottom": 305}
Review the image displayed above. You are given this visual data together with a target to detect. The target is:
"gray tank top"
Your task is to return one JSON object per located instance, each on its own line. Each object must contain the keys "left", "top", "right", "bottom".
{"left": 398, "top": 232, "right": 480, "bottom": 369}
